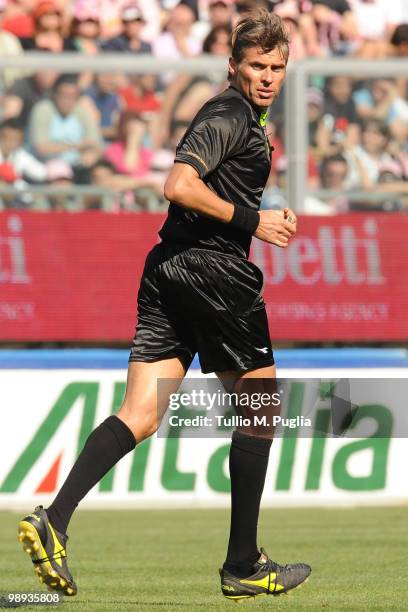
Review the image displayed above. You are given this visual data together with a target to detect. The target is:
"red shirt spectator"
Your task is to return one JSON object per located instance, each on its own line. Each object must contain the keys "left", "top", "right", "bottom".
{"left": 1, "top": 0, "right": 34, "bottom": 38}
{"left": 119, "top": 75, "right": 161, "bottom": 115}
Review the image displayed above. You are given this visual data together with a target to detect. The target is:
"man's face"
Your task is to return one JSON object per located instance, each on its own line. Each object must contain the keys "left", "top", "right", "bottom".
{"left": 96, "top": 73, "right": 117, "bottom": 94}
{"left": 362, "top": 124, "right": 386, "bottom": 154}
{"left": 229, "top": 45, "right": 287, "bottom": 109}
{"left": 168, "top": 5, "right": 195, "bottom": 37}
{"left": 123, "top": 19, "right": 144, "bottom": 39}
{"left": 322, "top": 161, "right": 348, "bottom": 189}
{"left": 209, "top": 2, "right": 232, "bottom": 27}
{"left": 54, "top": 83, "right": 79, "bottom": 116}
{"left": 34, "top": 70, "right": 59, "bottom": 90}
{"left": 0, "top": 127, "right": 23, "bottom": 156}
{"left": 396, "top": 42, "right": 408, "bottom": 57}
{"left": 328, "top": 76, "right": 351, "bottom": 104}
{"left": 91, "top": 166, "right": 114, "bottom": 186}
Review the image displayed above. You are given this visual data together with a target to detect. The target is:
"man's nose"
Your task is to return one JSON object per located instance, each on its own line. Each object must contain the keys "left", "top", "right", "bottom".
{"left": 261, "top": 69, "right": 273, "bottom": 83}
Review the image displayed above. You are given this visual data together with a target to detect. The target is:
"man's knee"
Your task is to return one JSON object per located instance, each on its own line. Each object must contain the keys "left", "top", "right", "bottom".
{"left": 116, "top": 404, "right": 160, "bottom": 442}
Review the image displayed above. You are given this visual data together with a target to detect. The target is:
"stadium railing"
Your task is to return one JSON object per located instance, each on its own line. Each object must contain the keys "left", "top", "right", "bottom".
{"left": 0, "top": 53, "right": 407, "bottom": 213}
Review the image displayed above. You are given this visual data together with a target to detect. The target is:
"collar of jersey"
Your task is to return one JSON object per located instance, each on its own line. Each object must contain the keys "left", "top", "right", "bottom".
{"left": 228, "top": 84, "right": 267, "bottom": 122}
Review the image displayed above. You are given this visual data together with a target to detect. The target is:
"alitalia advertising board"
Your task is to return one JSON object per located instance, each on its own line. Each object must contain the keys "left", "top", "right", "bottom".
{"left": 1, "top": 368, "right": 407, "bottom": 509}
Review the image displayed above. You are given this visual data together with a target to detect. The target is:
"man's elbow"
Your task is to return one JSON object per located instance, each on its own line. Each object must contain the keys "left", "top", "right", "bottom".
{"left": 163, "top": 177, "right": 175, "bottom": 202}
{"left": 164, "top": 175, "right": 190, "bottom": 203}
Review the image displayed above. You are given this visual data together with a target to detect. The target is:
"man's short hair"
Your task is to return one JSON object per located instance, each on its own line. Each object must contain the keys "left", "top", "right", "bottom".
{"left": 391, "top": 24, "right": 408, "bottom": 47}
{"left": 54, "top": 74, "right": 79, "bottom": 91}
{"left": 91, "top": 159, "right": 115, "bottom": 174}
{"left": 231, "top": 7, "right": 290, "bottom": 65}
{"left": 320, "top": 154, "right": 348, "bottom": 177}
{"left": 0, "top": 118, "right": 25, "bottom": 132}
{"left": 363, "top": 119, "right": 390, "bottom": 141}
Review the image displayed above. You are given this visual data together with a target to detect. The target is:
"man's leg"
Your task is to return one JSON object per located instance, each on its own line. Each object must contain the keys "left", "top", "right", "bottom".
{"left": 217, "top": 365, "right": 311, "bottom": 600}
{"left": 217, "top": 364, "right": 277, "bottom": 577}
{"left": 47, "top": 358, "right": 186, "bottom": 534}
{"left": 18, "top": 357, "right": 186, "bottom": 595}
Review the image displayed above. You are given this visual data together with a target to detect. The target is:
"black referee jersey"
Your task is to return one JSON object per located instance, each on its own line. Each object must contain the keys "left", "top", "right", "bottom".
{"left": 159, "top": 85, "right": 273, "bottom": 258}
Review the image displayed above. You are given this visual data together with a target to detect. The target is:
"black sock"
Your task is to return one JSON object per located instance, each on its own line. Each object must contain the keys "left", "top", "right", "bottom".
{"left": 46, "top": 416, "right": 136, "bottom": 534}
{"left": 224, "top": 431, "right": 272, "bottom": 578}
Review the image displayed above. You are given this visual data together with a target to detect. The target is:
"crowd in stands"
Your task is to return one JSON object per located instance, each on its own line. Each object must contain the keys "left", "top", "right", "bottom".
{"left": 0, "top": 0, "right": 407, "bottom": 213}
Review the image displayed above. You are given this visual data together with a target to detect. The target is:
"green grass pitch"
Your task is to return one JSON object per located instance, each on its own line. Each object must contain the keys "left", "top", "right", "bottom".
{"left": 1, "top": 507, "right": 407, "bottom": 611}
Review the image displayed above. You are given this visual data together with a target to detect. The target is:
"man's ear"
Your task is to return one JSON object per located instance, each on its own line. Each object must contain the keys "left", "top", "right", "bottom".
{"left": 228, "top": 57, "right": 237, "bottom": 80}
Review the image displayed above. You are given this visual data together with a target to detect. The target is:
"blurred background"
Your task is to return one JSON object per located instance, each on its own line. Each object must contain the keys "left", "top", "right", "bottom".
{"left": 1, "top": 0, "right": 408, "bottom": 510}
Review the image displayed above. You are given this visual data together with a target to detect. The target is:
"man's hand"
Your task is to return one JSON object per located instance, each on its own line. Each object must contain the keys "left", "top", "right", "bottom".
{"left": 254, "top": 208, "right": 297, "bottom": 247}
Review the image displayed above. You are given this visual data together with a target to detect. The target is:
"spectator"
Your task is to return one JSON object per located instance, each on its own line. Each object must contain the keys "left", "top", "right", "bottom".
{"left": 20, "top": 0, "right": 65, "bottom": 52}
{"left": 192, "top": 0, "right": 236, "bottom": 44}
{"left": 64, "top": 8, "right": 102, "bottom": 90}
{"left": 84, "top": 73, "right": 122, "bottom": 142}
{"left": 118, "top": 74, "right": 161, "bottom": 149}
{"left": 3, "top": 69, "right": 58, "bottom": 123}
{"left": 104, "top": 111, "right": 153, "bottom": 177}
{"left": 310, "top": 0, "right": 359, "bottom": 56}
{"left": 84, "top": 158, "right": 163, "bottom": 211}
{"left": 389, "top": 23, "right": 408, "bottom": 57}
{"left": 349, "top": 0, "right": 404, "bottom": 58}
{"left": 277, "top": 153, "right": 350, "bottom": 214}
{"left": 0, "top": 161, "right": 21, "bottom": 208}
{"left": 119, "top": 75, "right": 161, "bottom": 116}
{"left": 261, "top": 151, "right": 320, "bottom": 210}
{"left": 344, "top": 119, "right": 396, "bottom": 189}
{"left": 153, "top": 3, "right": 201, "bottom": 77}
{"left": 316, "top": 76, "right": 360, "bottom": 156}
{"left": 82, "top": 159, "right": 121, "bottom": 210}
{"left": 0, "top": 117, "right": 47, "bottom": 182}
{"left": 28, "top": 74, "right": 102, "bottom": 169}
{"left": 309, "top": 153, "right": 349, "bottom": 213}
{"left": 78, "top": 0, "right": 149, "bottom": 40}
{"left": 354, "top": 78, "right": 408, "bottom": 144}
{"left": 135, "top": 0, "right": 161, "bottom": 44}
{"left": 0, "top": 0, "right": 35, "bottom": 39}
{"left": 375, "top": 159, "right": 406, "bottom": 211}
{"left": 207, "top": 0, "right": 236, "bottom": 28}
{"left": 153, "top": 14, "right": 229, "bottom": 148}
{"left": 307, "top": 86, "right": 326, "bottom": 159}
{"left": 273, "top": 2, "right": 308, "bottom": 60}
{"left": 0, "top": 117, "right": 48, "bottom": 209}
{"left": 45, "top": 158, "right": 76, "bottom": 211}
{"left": 388, "top": 24, "right": 408, "bottom": 106}
{"left": 0, "top": 1, "right": 25, "bottom": 89}
{"left": 101, "top": 4, "right": 151, "bottom": 53}
{"left": 202, "top": 24, "right": 231, "bottom": 56}
{"left": 321, "top": 153, "right": 348, "bottom": 187}
{"left": 155, "top": 70, "right": 216, "bottom": 148}
{"left": 65, "top": 7, "right": 102, "bottom": 54}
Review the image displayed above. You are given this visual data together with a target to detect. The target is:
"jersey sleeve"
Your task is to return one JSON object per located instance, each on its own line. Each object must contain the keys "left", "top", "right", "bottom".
{"left": 174, "top": 103, "right": 250, "bottom": 179}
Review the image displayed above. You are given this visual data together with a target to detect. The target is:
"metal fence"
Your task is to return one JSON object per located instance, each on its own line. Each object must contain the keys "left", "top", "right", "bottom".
{"left": 0, "top": 54, "right": 407, "bottom": 213}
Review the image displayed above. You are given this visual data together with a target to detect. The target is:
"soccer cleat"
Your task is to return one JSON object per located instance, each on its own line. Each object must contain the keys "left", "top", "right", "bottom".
{"left": 220, "top": 548, "right": 311, "bottom": 602}
{"left": 17, "top": 506, "right": 77, "bottom": 596}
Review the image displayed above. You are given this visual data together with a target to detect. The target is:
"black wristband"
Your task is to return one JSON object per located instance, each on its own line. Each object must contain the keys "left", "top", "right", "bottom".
{"left": 230, "top": 205, "right": 260, "bottom": 234}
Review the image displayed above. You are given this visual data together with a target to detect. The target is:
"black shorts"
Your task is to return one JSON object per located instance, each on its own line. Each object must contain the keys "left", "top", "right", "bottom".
{"left": 129, "top": 243, "right": 274, "bottom": 374}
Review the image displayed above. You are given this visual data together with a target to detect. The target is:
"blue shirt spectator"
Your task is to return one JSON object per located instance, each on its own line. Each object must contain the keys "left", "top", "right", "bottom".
{"left": 84, "top": 74, "right": 122, "bottom": 142}
{"left": 101, "top": 4, "right": 151, "bottom": 53}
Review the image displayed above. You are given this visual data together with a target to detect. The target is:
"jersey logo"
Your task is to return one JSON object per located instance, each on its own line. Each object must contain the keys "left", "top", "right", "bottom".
{"left": 259, "top": 110, "right": 268, "bottom": 127}
{"left": 255, "top": 347, "right": 269, "bottom": 354}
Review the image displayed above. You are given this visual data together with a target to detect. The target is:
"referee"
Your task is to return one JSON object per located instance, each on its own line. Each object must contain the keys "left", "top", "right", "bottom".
{"left": 18, "top": 8, "right": 311, "bottom": 602}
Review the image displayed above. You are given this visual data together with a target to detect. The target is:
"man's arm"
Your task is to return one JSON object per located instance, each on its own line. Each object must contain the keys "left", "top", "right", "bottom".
{"left": 164, "top": 162, "right": 296, "bottom": 248}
